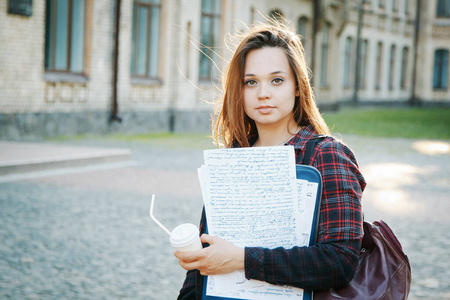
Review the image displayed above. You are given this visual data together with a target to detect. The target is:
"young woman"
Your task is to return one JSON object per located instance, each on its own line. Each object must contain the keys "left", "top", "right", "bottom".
{"left": 175, "top": 21, "right": 366, "bottom": 299}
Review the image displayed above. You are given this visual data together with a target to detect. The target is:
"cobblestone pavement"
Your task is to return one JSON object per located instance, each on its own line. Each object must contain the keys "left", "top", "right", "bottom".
{"left": 0, "top": 134, "right": 449, "bottom": 299}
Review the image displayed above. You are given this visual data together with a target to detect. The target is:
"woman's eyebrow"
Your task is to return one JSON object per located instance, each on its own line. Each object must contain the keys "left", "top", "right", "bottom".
{"left": 244, "top": 71, "right": 287, "bottom": 77}
{"left": 270, "top": 71, "right": 287, "bottom": 75}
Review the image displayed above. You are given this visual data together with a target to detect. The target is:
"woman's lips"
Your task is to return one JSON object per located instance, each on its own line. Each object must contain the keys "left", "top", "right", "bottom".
{"left": 257, "top": 106, "right": 275, "bottom": 114}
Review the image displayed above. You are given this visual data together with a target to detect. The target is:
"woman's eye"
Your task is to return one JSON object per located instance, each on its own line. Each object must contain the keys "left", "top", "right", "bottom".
{"left": 272, "top": 78, "right": 284, "bottom": 84}
{"left": 245, "top": 80, "right": 257, "bottom": 86}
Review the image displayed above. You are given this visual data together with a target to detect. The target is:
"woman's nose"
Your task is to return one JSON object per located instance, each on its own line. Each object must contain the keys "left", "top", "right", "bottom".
{"left": 257, "top": 83, "right": 271, "bottom": 100}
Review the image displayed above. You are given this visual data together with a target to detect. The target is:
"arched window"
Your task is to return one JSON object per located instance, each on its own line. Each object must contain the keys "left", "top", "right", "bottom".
{"left": 389, "top": 44, "right": 396, "bottom": 90}
{"left": 297, "top": 17, "right": 309, "bottom": 48}
{"left": 359, "top": 39, "right": 369, "bottom": 89}
{"left": 433, "top": 49, "right": 449, "bottom": 90}
{"left": 199, "top": 0, "right": 222, "bottom": 81}
{"left": 343, "top": 37, "right": 353, "bottom": 88}
{"left": 375, "top": 42, "right": 383, "bottom": 90}
{"left": 400, "top": 47, "right": 409, "bottom": 90}
{"left": 268, "top": 9, "right": 283, "bottom": 21}
{"left": 320, "top": 23, "right": 331, "bottom": 87}
{"left": 250, "top": 6, "right": 255, "bottom": 24}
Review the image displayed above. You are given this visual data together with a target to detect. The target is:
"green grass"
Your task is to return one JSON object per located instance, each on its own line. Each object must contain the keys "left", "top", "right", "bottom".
{"left": 49, "top": 108, "right": 449, "bottom": 144}
{"left": 322, "top": 108, "right": 450, "bottom": 140}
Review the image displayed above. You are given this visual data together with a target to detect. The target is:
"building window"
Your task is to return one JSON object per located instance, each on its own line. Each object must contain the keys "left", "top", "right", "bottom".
{"left": 379, "top": 0, "right": 385, "bottom": 8}
{"left": 389, "top": 44, "right": 396, "bottom": 90}
{"left": 343, "top": 37, "right": 353, "bottom": 88}
{"left": 359, "top": 39, "right": 368, "bottom": 89}
{"left": 131, "top": 0, "right": 161, "bottom": 78}
{"left": 250, "top": 6, "right": 255, "bottom": 24}
{"left": 297, "top": 16, "right": 309, "bottom": 50}
{"left": 269, "top": 9, "right": 284, "bottom": 21}
{"left": 400, "top": 46, "right": 409, "bottom": 90}
{"left": 320, "top": 23, "right": 330, "bottom": 87}
{"left": 405, "top": 0, "right": 409, "bottom": 15}
{"left": 45, "top": 0, "right": 86, "bottom": 74}
{"left": 392, "top": 0, "right": 397, "bottom": 11}
{"left": 375, "top": 42, "right": 383, "bottom": 90}
{"left": 433, "top": 49, "right": 449, "bottom": 90}
{"left": 437, "top": 0, "right": 450, "bottom": 17}
{"left": 199, "top": 0, "right": 222, "bottom": 81}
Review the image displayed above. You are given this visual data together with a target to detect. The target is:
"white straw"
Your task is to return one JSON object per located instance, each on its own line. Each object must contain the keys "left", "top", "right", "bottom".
{"left": 149, "top": 194, "right": 172, "bottom": 235}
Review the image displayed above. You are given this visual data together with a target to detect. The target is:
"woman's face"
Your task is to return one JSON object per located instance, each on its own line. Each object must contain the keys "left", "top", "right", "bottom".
{"left": 243, "top": 47, "right": 297, "bottom": 132}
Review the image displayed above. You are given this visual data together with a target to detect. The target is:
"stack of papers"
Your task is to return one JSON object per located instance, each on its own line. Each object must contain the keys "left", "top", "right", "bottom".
{"left": 197, "top": 146, "right": 319, "bottom": 300}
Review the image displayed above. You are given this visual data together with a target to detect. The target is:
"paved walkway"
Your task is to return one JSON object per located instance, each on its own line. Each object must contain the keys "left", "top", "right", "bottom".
{"left": 0, "top": 141, "right": 130, "bottom": 176}
{"left": 0, "top": 135, "right": 449, "bottom": 299}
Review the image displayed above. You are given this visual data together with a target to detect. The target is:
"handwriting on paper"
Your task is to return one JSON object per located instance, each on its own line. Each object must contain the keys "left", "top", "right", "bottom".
{"left": 198, "top": 146, "right": 317, "bottom": 299}
{"left": 201, "top": 146, "right": 298, "bottom": 249}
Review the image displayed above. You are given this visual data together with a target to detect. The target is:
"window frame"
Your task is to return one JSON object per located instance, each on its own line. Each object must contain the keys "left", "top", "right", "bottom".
{"left": 359, "top": 39, "right": 369, "bottom": 89}
{"left": 436, "top": 0, "right": 450, "bottom": 18}
{"left": 400, "top": 46, "right": 409, "bottom": 90}
{"left": 44, "top": 0, "right": 89, "bottom": 78}
{"left": 343, "top": 36, "right": 353, "bottom": 89}
{"left": 389, "top": 44, "right": 396, "bottom": 91}
{"left": 297, "top": 16, "right": 309, "bottom": 50}
{"left": 375, "top": 42, "right": 383, "bottom": 90}
{"left": 130, "top": 0, "right": 162, "bottom": 80}
{"left": 199, "top": 0, "right": 222, "bottom": 82}
{"left": 320, "top": 23, "right": 331, "bottom": 88}
{"left": 433, "top": 49, "right": 449, "bottom": 90}
{"left": 268, "top": 8, "right": 284, "bottom": 21}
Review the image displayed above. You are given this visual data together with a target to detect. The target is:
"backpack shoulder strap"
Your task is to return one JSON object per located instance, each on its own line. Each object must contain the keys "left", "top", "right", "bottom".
{"left": 303, "top": 134, "right": 327, "bottom": 165}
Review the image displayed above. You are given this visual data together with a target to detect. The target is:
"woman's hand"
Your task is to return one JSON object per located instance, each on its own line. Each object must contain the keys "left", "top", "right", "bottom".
{"left": 174, "top": 234, "right": 245, "bottom": 276}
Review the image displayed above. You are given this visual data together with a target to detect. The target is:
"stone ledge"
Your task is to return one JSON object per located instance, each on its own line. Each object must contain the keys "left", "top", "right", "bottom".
{"left": 0, "top": 141, "right": 131, "bottom": 176}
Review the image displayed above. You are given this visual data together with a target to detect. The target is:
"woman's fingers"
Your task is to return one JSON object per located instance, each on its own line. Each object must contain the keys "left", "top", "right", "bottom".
{"left": 173, "top": 235, "right": 245, "bottom": 275}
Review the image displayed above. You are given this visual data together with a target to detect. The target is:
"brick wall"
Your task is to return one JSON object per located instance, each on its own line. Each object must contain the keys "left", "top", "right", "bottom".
{"left": 0, "top": 0, "right": 448, "bottom": 140}
{"left": 0, "top": 1, "right": 46, "bottom": 113}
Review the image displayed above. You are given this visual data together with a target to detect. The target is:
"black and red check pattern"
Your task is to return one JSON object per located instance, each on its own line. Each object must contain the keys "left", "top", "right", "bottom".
{"left": 177, "top": 125, "right": 366, "bottom": 299}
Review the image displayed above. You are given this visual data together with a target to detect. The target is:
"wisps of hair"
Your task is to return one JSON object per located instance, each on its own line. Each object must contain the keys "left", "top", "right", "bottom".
{"left": 212, "top": 16, "right": 330, "bottom": 148}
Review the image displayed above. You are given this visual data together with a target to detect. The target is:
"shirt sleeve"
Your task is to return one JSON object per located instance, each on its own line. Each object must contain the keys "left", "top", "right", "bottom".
{"left": 244, "top": 138, "right": 366, "bottom": 290}
{"left": 177, "top": 270, "right": 200, "bottom": 300}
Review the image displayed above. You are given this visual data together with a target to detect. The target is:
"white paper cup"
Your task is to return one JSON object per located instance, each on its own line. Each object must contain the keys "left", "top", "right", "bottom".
{"left": 170, "top": 223, "right": 202, "bottom": 252}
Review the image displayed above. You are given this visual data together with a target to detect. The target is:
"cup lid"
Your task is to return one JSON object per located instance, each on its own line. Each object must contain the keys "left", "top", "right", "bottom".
{"left": 170, "top": 223, "right": 199, "bottom": 248}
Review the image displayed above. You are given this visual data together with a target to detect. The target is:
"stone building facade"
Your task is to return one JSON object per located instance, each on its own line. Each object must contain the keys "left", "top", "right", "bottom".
{"left": 0, "top": 0, "right": 449, "bottom": 139}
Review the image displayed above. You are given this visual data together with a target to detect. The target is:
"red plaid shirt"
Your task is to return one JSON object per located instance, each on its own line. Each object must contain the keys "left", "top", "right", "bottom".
{"left": 178, "top": 125, "right": 366, "bottom": 299}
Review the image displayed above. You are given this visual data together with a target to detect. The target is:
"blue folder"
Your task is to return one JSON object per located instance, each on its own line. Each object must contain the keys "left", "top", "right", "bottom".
{"left": 202, "top": 164, "right": 323, "bottom": 300}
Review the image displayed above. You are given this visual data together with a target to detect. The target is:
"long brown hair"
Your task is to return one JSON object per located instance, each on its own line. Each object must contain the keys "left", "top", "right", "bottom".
{"left": 212, "top": 21, "right": 330, "bottom": 148}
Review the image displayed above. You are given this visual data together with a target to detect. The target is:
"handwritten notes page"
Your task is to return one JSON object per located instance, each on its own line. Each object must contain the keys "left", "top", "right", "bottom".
{"left": 198, "top": 146, "right": 317, "bottom": 300}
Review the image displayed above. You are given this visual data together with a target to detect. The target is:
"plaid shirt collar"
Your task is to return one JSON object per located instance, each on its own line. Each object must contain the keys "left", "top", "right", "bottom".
{"left": 286, "top": 125, "right": 318, "bottom": 150}
{"left": 247, "top": 124, "right": 318, "bottom": 149}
